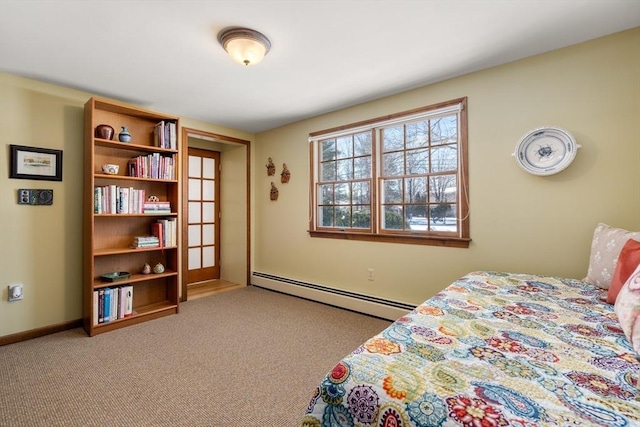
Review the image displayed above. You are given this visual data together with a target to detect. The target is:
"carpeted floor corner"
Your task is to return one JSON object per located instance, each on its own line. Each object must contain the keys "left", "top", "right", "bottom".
{"left": 0, "top": 286, "right": 392, "bottom": 426}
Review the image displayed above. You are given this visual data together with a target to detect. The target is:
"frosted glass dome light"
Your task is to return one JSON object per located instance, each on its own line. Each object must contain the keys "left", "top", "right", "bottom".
{"left": 218, "top": 27, "right": 271, "bottom": 66}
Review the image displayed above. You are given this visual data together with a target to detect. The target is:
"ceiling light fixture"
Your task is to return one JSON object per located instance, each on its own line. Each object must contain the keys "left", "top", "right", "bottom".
{"left": 218, "top": 27, "right": 271, "bottom": 66}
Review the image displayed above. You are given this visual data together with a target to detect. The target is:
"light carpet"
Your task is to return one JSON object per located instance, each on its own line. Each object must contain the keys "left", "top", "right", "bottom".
{"left": 0, "top": 286, "right": 392, "bottom": 426}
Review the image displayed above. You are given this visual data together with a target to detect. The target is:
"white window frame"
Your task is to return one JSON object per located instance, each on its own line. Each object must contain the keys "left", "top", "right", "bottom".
{"left": 308, "top": 97, "right": 470, "bottom": 248}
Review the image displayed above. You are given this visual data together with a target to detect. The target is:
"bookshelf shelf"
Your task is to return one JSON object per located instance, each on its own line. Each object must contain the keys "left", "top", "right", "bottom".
{"left": 94, "top": 174, "right": 179, "bottom": 183}
{"left": 93, "top": 213, "right": 178, "bottom": 219}
{"left": 92, "top": 271, "right": 178, "bottom": 289}
{"left": 83, "top": 97, "right": 181, "bottom": 336}
{"left": 95, "top": 138, "right": 178, "bottom": 153}
{"left": 90, "top": 302, "right": 178, "bottom": 334}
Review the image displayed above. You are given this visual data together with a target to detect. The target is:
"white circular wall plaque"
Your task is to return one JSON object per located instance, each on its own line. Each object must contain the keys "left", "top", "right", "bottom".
{"left": 513, "top": 126, "right": 580, "bottom": 176}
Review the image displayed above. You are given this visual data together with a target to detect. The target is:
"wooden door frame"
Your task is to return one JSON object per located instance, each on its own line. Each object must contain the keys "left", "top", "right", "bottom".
{"left": 180, "top": 127, "right": 251, "bottom": 302}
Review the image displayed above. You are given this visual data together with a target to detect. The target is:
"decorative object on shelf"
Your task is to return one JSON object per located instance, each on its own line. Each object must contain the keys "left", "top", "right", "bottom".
{"left": 270, "top": 182, "right": 279, "bottom": 201}
{"left": 9, "top": 144, "right": 63, "bottom": 182}
{"left": 218, "top": 27, "right": 271, "bottom": 66}
{"left": 280, "top": 163, "right": 290, "bottom": 183}
{"left": 148, "top": 195, "right": 160, "bottom": 202}
{"left": 266, "top": 157, "right": 275, "bottom": 176}
{"left": 142, "top": 263, "right": 151, "bottom": 274}
{"left": 153, "top": 263, "right": 165, "bottom": 274}
{"left": 118, "top": 126, "right": 132, "bottom": 142}
{"left": 100, "top": 272, "right": 131, "bottom": 282}
{"left": 95, "top": 124, "right": 114, "bottom": 140}
{"left": 513, "top": 126, "right": 580, "bottom": 176}
{"left": 101, "top": 164, "right": 119, "bottom": 175}
{"left": 17, "top": 189, "right": 53, "bottom": 205}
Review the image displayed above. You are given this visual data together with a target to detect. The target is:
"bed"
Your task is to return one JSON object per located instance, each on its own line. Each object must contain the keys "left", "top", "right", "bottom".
{"left": 301, "top": 270, "right": 640, "bottom": 427}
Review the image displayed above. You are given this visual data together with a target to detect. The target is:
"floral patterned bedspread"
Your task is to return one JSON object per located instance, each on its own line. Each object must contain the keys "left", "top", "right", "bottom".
{"left": 302, "top": 271, "right": 640, "bottom": 427}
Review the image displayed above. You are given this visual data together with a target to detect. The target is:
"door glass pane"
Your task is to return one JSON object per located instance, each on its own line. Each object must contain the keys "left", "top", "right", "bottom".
{"left": 188, "top": 247, "right": 201, "bottom": 270}
{"left": 202, "top": 246, "right": 215, "bottom": 268}
{"left": 203, "top": 158, "right": 215, "bottom": 179}
{"left": 202, "top": 224, "right": 215, "bottom": 245}
{"left": 202, "top": 246, "right": 216, "bottom": 268}
{"left": 188, "top": 179, "right": 201, "bottom": 200}
{"left": 188, "top": 202, "right": 201, "bottom": 223}
{"left": 189, "top": 156, "right": 201, "bottom": 178}
{"left": 188, "top": 225, "right": 201, "bottom": 246}
{"left": 202, "top": 180, "right": 215, "bottom": 201}
{"left": 203, "top": 202, "right": 215, "bottom": 222}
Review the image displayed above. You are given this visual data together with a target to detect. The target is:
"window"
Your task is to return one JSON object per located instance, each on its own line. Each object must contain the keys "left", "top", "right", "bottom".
{"left": 309, "top": 97, "right": 469, "bottom": 247}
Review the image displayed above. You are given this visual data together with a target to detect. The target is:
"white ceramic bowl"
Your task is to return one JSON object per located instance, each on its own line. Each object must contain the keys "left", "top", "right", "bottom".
{"left": 102, "top": 164, "right": 119, "bottom": 175}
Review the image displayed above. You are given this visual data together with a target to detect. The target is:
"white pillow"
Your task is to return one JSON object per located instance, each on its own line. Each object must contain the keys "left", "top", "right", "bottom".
{"left": 584, "top": 223, "right": 640, "bottom": 289}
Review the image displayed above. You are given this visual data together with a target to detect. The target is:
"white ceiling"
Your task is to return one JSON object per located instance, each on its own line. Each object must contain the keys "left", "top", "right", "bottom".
{"left": 1, "top": 1, "right": 638, "bottom": 133}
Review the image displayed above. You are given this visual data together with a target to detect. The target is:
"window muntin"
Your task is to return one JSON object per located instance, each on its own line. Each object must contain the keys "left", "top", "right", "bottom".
{"left": 310, "top": 98, "right": 469, "bottom": 247}
{"left": 379, "top": 113, "right": 460, "bottom": 234}
{"left": 317, "top": 132, "right": 372, "bottom": 230}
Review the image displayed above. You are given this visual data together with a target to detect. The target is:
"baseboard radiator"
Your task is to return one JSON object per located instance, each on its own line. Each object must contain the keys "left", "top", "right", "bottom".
{"left": 251, "top": 271, "right": 415, "bottom": 321}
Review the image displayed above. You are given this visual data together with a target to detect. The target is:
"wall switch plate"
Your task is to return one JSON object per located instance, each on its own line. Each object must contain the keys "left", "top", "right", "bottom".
{"left": 18, "top": 189, "right": 53, "bottom": 205}
{"left": 8, "top": 284, "right": 23, "bottom": 301}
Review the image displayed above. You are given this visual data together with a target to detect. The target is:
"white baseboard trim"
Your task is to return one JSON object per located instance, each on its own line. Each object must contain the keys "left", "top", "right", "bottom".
{"left": 251, "top": 271, "right": 415, "bottom": 321}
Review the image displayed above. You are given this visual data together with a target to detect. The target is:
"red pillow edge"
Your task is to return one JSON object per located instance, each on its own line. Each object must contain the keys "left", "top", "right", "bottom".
{"left": 606, "top": 239, "right": 640, "bottom": 304}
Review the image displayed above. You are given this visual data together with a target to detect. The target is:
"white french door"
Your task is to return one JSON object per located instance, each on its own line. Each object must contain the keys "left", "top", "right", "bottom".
{"left": 187, "top": 148, "right": 220, "bottom": 284}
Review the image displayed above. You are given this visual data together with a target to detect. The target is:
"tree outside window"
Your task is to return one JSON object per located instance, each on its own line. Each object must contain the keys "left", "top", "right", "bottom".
{"left": 309, "top": 98, "right": 469, "bottom": 248}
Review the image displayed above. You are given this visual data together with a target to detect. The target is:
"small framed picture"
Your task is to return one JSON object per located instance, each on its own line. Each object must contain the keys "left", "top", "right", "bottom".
{"left": 9, "top": 145, "right": 63, "bottom": 181}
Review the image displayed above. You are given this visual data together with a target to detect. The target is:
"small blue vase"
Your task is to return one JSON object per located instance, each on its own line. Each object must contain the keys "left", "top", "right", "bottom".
{"left": 119, "top": 126, "right": 131, "bottom": 142}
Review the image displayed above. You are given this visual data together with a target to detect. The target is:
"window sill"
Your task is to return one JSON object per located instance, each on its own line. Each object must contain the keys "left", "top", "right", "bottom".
{"left": 308, "top": 230, "right": 471, "bottom": 248}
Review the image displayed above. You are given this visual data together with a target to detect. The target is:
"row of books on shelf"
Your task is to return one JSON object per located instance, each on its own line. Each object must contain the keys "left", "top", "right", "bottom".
{"left": 93, "top": 286, "right": 133, "bottom": 325}
{"left": 94, "top": 186, "right": 172, "bottom": 214}
{"left": 154, "top": 120, "right": 178, "bottom": 150}
{"left": 130, "top": 218, "right": 177, "bottom": 248}
{"left": 128, "top": 152, "right": 176, "bottom": 180}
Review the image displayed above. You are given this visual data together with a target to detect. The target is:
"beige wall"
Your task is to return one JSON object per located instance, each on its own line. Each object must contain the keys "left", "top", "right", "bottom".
{"left": 0, "top": 75, "right": 253, "bottom": 337}
{"left": 0, "top": 75, "right": 86, "bottom": 337}
{"left": 1, "top": 28, "right": 638, "bottom": 338}
{"left": 253, "top": 28, "right": 640, "bottom": 305}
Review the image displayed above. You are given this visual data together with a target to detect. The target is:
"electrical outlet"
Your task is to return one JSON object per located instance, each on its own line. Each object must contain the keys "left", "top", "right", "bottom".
{"left": 367, "top": 269, "right": 374, "bottom": 281}
{"left": 8, "top": 284, "right": 23, "bottom": 301}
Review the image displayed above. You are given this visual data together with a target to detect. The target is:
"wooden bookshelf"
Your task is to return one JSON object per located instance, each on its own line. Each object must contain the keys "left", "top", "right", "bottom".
{"left": 83, "top": 97, "right": 180, "bottom": 336}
